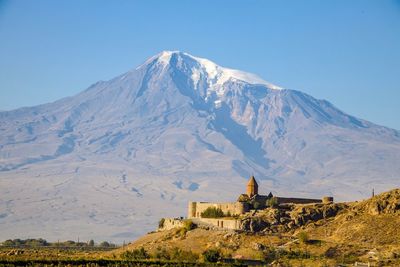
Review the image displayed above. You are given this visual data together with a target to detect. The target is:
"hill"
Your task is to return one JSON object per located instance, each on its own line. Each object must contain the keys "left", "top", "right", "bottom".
{"left": 118, "top": 189, "right": 400, "bottom": 266}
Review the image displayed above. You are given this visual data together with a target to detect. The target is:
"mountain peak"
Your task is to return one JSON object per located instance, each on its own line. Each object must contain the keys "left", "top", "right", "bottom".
{"left": 138, "top": 51, "right": 283, "bottom": 91}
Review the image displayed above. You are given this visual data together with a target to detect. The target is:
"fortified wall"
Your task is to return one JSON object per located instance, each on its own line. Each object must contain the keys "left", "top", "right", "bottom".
{"left": 276, "top": 197, "right": 322, "bottom": 205}
{"left": 159, "top": 218, "right": 185, "bottom": 231}
{"left": 188, "top": 201, "right": 250, "bottom": 219}
{"left": 191, "top": 218, "right": 241, "bottom": 230}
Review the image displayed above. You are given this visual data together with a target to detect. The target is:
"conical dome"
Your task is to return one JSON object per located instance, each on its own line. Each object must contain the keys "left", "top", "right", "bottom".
{"left": 246, "top": 176, "right": 258, "bottom": 197}
{"left": 247, "top": 175, "right": 258, "bottom": 186}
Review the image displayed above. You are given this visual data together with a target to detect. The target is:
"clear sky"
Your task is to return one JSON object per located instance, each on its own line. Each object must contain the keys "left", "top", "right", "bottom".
{"left": 0, "top": 0, "right": 399, "bottom": 129}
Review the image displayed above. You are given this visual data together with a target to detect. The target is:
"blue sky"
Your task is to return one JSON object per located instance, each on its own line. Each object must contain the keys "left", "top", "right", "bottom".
{"left": 0, "top": 0, "right": 399, "bottom": 129}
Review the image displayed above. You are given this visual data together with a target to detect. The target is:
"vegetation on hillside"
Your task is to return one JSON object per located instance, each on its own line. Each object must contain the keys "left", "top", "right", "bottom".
{"left": 266, "top": 197, "right": 278, "bottom": 208}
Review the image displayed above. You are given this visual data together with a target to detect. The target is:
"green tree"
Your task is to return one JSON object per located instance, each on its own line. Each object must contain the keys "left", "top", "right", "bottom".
{"left": 170, "top": 247, "right": 198, "bottom": 262}
{"left": 88, "top": 239, "right": 95, "bottom": 247}
{"left": 201, "top": 207, "right": 224, "bottom": 218}
{"left": 153, "top": 246, "right": 170, "bottom": 260}
{"left": 25, "top": 238, "right": 48, "bottom": 247}
{"left": 203, "top": 249, "right": 221, "bottom": 263}
{"left": 121, "top": 247, "right": 150, "bottom": 260}
{"left": 267, "top": 197, "right": 278, "bottom": 208}
{"left": 253, "top": 200, "right": 262, "bottom": 210}
{"left": 2, "top": 240, "right": 14, "bottom": 246}
{"left": 99, "top": 241, "right": 110, "bottom": 247}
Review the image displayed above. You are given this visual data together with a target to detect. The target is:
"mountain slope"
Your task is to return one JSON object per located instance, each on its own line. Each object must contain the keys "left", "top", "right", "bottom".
{"left": 0, "top": 51, "right": 399, "bottom": 242}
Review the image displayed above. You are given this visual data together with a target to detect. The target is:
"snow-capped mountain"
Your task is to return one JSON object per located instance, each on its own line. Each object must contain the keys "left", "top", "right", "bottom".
{"left": 0, "top": 51, "right": 399, "bottom": 243}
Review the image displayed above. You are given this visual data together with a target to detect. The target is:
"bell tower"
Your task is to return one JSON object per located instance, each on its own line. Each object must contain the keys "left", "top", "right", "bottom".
{"left": 246, "top": 176, "right": 258, "bottom": 198}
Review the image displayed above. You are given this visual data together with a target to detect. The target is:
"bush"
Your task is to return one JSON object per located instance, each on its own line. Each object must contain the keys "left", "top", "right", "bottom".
{"left": 121, "top": 247, "right": 150, "bottom": 260}
{"left": 170, "top": 247, "right": 199, "bottom": 262}
{"left": 253, "top": 200, "right": 262, "bottom": 210}
{"left": 267, "top": 197, "right": 278, "bottom": 208}
{"left": 324, "top": 247, "right": 338, "bottom": 258}
{"left": 177, "top": 227, "right": 187, "bottom": 237}
{"left": 153, "top": 246, "right": 170, "bottom": 260}
{"left": 263, "top": 247, "right": 278, "bottom": 263}
{"left": 297, "top": 231, "right": 309, "bottom": 244}
{"left": 153, "top": 246, "right": 198, "bottom": 262}
{"left": 201, "top": 207, "right": 225, "bottom": 218}
{"left": 2, "top": 239, "right": 14, "bottom": 246}
{"left": 158, "top": 218, "right": 165, "bottom": 229}
{"left": 203, "top": 249, "right": 221, "bottom": 263}
{"left": 183, "top": 219, "right": 195, "bottom": 231}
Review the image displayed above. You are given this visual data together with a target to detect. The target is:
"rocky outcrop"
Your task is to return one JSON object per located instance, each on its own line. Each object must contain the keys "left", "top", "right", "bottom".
{"left": 239, "top": 203, "right": 347, "bottom": 233}
{"left": 356, "top": 189, "right": 400, "bottom": 215}
{"left": 237, "top": 189, "right": 400, "bottom": 234}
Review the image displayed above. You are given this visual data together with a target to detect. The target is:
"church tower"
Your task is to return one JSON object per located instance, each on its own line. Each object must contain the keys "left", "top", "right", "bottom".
{"left": 246, "top": 176, "right": 258, "bottom": 198}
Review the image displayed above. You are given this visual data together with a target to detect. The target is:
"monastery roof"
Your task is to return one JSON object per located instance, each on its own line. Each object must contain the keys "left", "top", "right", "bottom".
{"left": 247, "top": 175, "right": 258, "bottom": 186}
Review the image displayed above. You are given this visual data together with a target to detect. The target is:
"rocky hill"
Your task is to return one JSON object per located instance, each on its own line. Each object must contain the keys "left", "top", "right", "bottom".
{"left": 118, "top": 189, "right": 400, "bottom": 266}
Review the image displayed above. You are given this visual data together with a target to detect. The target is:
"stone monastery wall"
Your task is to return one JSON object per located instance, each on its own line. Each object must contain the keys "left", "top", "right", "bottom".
{"left": 159, "top": 218, "right": 184, "bottom": 231}
{"left": 188, "top": 201, "right": 249, "bottom": 218}
{"left": 276, "top": 197, "right": 323, "bottom": 205}
{"left": 191, "top": 218, "right": 241, "bottom": 230}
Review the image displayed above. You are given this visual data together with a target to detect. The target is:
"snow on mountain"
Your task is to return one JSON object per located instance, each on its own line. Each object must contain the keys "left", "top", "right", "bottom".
{"left": 0, "top": 51, "right": 399, "bottom": 243}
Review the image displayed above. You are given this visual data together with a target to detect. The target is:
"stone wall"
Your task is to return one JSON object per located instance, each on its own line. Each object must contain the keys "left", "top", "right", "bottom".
{"left": 159, "top": 217, "right": 241, "bottom": 231}
{"left": 188, "top": 201, "right": 249, "bottom": 218}
{"left": 159, "top": 218, "right": 184, "bottom": 231}
{"left": 192, "top": 218, "right": 241, "bottom": 230}
{"left": 276, "top": 197, "right": 322, "bottom": 205}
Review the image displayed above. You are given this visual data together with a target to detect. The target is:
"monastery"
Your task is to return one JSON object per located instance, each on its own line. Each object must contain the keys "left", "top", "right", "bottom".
{"left": 188, "top": 176, "right": 333, "bottom": 219}
{"left": 161, "top": 176, "right": 333, "bottom": 231}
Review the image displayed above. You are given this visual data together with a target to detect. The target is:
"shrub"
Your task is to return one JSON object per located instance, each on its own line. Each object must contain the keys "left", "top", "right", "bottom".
{"left": 297, "top": 231, "right": 309, "bottom": 244}
{"left": 263, "top": 247, "right": 278, "bottom": 263}
{"left": 324, "top": 247, "right": 338, "bottom": 258}
{"left": 183, "top": 219, "right": 195, "bottom": 231}
{"left": 170, "top": 247, "right": 199, "bottom": 262}
{"left": 2, "top": 239, "right": 14, "bottom": 246}
{"left": 201, "top": 207, "right": 225, "bottom": 218}
{"left": 121, "top": 247, "right": 150, "bottom": 260}
{"left": 267, "top": 197, "right": 278, "bottom": 208}
{"left": 158, "top": 218, "right": 165, "bottom": 229}
{"left": 203, "top": 249, "right": 221, "bottom": 263}
{"left": 253, "top": 200, "right": 262, "bottom": 210}
{"left": 153, "top": 246, "right": 170, "bottom": 260}
{"left": 178, "top": 227, "right": 187, "bottom": 237}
